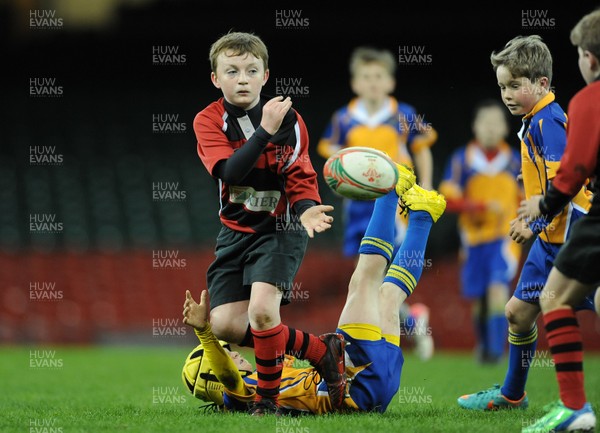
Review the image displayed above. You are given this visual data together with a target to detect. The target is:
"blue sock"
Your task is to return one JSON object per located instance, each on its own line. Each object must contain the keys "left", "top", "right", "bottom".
{"left": 488, "top": 314, "right": 508, "bottom": 358}
{"left": 501, "top": 325, "right": 537, "bottom": 400}
{"left": 383, "top": 210, "right": 433, "bottom": 297}
{"left": 358, "top": 191, "right": 397, "bottom": 263}
{"left": 474, "top": 312, "right": 488, "bottom": 357}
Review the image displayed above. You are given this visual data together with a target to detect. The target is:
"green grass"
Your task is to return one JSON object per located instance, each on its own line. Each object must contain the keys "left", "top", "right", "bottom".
{"left": 1, "top": 347, "right": 598, "bottom": 433}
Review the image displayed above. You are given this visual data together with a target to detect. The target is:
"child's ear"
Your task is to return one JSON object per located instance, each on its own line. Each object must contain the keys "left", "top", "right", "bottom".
{"left": 211, "top": 72, "right": 221, "bottom": 89}
{"left": 263, "top": 69, "right": 270, "bottom": 85}
{"left": 585, "top": 50, "right": 599, "bottom": 72}
{"left": 537, "top": 76, "right": 550, "bottom": 93}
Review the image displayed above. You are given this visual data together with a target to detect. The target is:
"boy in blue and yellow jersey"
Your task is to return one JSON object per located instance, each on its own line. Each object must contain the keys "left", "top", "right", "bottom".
{"left": 318, "top": 47, "right": 438, "bottom": 361}
{"left": 458, "top": 35, "right": 595, "bottom": 412}
{"left": 440, "top": 99, "right": 522, "bottom": 364}
{"left": 182, "top": 167, "right": 447, "bottom": 415}
{"left": 317, "top": 46, "right": 437, "bottom": 257}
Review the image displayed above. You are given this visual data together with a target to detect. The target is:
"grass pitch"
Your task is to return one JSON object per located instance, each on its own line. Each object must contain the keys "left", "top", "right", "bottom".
{"left": 2, "top": 347, "right": 598, "bottom": 433}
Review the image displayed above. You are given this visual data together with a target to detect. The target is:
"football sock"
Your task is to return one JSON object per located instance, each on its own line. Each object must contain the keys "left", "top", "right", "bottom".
{"left": 282, "top": 325, "right": 326, "bottom": 364}
{"left": 383, "top": 210, "right": 432, "bottom": 297}
{"left": 358, "top": 190, "right": 397, "bottom": 263}
{"left": 544, "top": 308, "right": 586, "bottom": 410}
{"left": 501, "top": 325, "right": 537, "bottom": 400}
{"left": 488, "top": 313, "right": 507, "bottom": 359}
{"left": 474, "top": 310, "right": 489, "bottom": 359}
{"left": 252, "top": 324, "right": 285, "bottom": 402}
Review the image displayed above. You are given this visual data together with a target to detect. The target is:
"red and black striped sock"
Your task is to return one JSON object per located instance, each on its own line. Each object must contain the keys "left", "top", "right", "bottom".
{"left": 252, "top": 324, "right": 285, "bottom": 402}
{"left": 543, "top": 308, "right": 586, "bottom": 410}
{"left": 282, "top": 325, "right": 326, "bottom": 364}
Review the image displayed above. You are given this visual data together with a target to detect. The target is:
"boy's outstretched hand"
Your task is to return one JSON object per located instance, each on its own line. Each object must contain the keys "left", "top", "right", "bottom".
{"left": 301, "top": 205, "right": 334, "bottom": 238}
{"left": 261, "top": 95, "right": 292, "bottom": 135}
{"left": 183, "top": 289, "right": 209, "bottom": 330}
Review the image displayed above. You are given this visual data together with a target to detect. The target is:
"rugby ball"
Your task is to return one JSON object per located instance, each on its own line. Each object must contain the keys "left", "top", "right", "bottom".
{"left": 323, "top": 147, "right": 399, "bottom": 200}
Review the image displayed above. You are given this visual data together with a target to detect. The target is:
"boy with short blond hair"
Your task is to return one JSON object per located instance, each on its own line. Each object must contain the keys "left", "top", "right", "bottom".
{"left": 458, "top": 35, "right": 594, "bottom": 411}
{"left": 517, "top": 9, "right": 600, "bottom": 432}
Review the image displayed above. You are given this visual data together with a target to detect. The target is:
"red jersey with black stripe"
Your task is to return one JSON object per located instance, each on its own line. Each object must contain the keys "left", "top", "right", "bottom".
{"left": 194, "top": 96, "right": 321, "bottom": 233}
{"left": 552, "top": 80, "right": 600, "bottom": 215}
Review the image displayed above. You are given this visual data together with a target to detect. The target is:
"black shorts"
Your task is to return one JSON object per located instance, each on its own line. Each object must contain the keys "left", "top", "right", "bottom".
{"left": 206, "top": 225, "right": 308, "bottom": 309}
{"left": 554, "top": 215, "right": 600, "bottom": 286}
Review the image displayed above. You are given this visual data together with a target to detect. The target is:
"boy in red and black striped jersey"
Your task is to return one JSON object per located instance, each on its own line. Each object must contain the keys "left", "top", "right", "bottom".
{"left": 193, "top": 31, "right": 344, "bottom": 415}
{"left": 518, "top": 9, "right": 600, "bottom": 433}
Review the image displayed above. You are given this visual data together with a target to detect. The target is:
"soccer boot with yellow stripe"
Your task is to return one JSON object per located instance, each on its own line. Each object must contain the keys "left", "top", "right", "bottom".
{"left": 458, "top": 384, "right": 529, "bottom": 410}
{"left": 400, "top": 184, "right": 446, "bottom": 223}
{"left": 395, "top": 164, "right": 417, "bottom": 196}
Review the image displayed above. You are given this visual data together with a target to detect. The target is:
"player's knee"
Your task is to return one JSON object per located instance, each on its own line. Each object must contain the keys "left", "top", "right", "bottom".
{"left": 504, "top": 303, "right": 519, "bottom": 326}
{"left": 209, "top": 313, "right": 245, "bottom": 343}
{"left": 248, "top": 304, "right": 278, "bottom": 330}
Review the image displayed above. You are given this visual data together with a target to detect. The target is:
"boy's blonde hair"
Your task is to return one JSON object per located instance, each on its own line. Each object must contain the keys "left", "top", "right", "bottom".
{"left": 349, "top": 47, "right": 396, "bottom": 77}
{"left": 209, "top": 31, "right": 269, "bottom": 73}
{"left": 570, "top": 9, "right": 600, "bottom": 60}
{"left": 490, "top": 35, "right": 553, "bottom": 84}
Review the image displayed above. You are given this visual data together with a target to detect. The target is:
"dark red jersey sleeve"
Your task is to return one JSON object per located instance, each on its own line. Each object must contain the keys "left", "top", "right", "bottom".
{"left": 194, "top": 101, "right": 234, "bottom": 177}
{"left": 281, "top": 111, "right": 321, "bottom": 208}
{"left": 552, "top": 83, "right": 600, "bottom": 196}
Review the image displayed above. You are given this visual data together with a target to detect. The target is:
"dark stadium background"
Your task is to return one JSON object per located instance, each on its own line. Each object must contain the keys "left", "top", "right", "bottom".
{"left": 1, "top": 1, "right": 598, "bottom": 349}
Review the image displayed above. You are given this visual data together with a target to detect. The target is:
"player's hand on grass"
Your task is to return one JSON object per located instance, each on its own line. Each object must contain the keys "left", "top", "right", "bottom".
{"left": 301, "top": 205, "right": 334, "bottom": 238}
{"left": 261, "top": 96, "right": 292, "bottom": 135}
{"left": 509, "top": 217, "right": 534, "bottom": 244}
{"left": 517, "top": 195, "right": 543, "bottom": 220}
{"left": 183, "top": 289, "right": 209, "bottom": 330}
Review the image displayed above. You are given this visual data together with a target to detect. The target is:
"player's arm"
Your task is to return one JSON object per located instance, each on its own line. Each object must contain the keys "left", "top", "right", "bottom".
{"left": 540, "top": 96, "right": 599, "bottom": 217}
{"left": 518, "top": 118, "right": 567, "bottom": 235}
{"left": 405, "top": 107, "right": 437, "bottom": 189}
{"left": 182, "top": 290, "right": 250, "bottom": 397}
{"left": 438, "top": 149, "right": 486, "bottom": 213}
{"left": 412, "top": 146, "right": 434, "bottom": 190}
{"left": 316, "top": 111, "right": 344, "bottom": 159}
{"left": 280, "top": 111, "right": 334, "bottom": 238}
{"left": 519, "top": 109, "right": 598, "bottom": 220}
{"left": 195, "top": 97, "right": 290, "bottom": 185}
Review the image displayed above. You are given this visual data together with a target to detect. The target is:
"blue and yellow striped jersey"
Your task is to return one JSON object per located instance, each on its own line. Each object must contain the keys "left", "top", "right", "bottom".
{"left": 317, "top": 96, "right": 437, "bottom": 166}
{"left": 439, "top": 141, "right": 521, "bottom": 246}
{"left": 518, "top": 92, "right": 591, "bottom": 243}
{"left": 223, "top": 362, "right": 362, "bottom": 414}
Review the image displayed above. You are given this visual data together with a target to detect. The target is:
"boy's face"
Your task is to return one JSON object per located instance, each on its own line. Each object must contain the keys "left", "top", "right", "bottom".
{"left": 351, "top": 62, "right": 395, "bottom": 103}
{"left": 472, "top": 106, "right": 508, "bottom": 149}
{"left": 225, "top": 348, "right": 253, "bottom": 372}
{"left": 577, "top": 46, "right": 598, "bottom": 85}
{"left": 496, "top": 65, "right": 549, "bottom": 116}
{"left": 211, "top": 51, "right": 268, "bottom": 110}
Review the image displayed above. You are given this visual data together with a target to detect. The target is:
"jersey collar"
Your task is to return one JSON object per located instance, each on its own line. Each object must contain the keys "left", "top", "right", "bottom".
{"left": 523, "top": 92, "right": 555, "bottom": 119}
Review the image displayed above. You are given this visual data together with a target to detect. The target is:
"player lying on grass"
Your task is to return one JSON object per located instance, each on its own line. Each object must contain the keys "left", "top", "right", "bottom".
{"left": 181, "top": 164, "right": 446, "bottom": 414}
